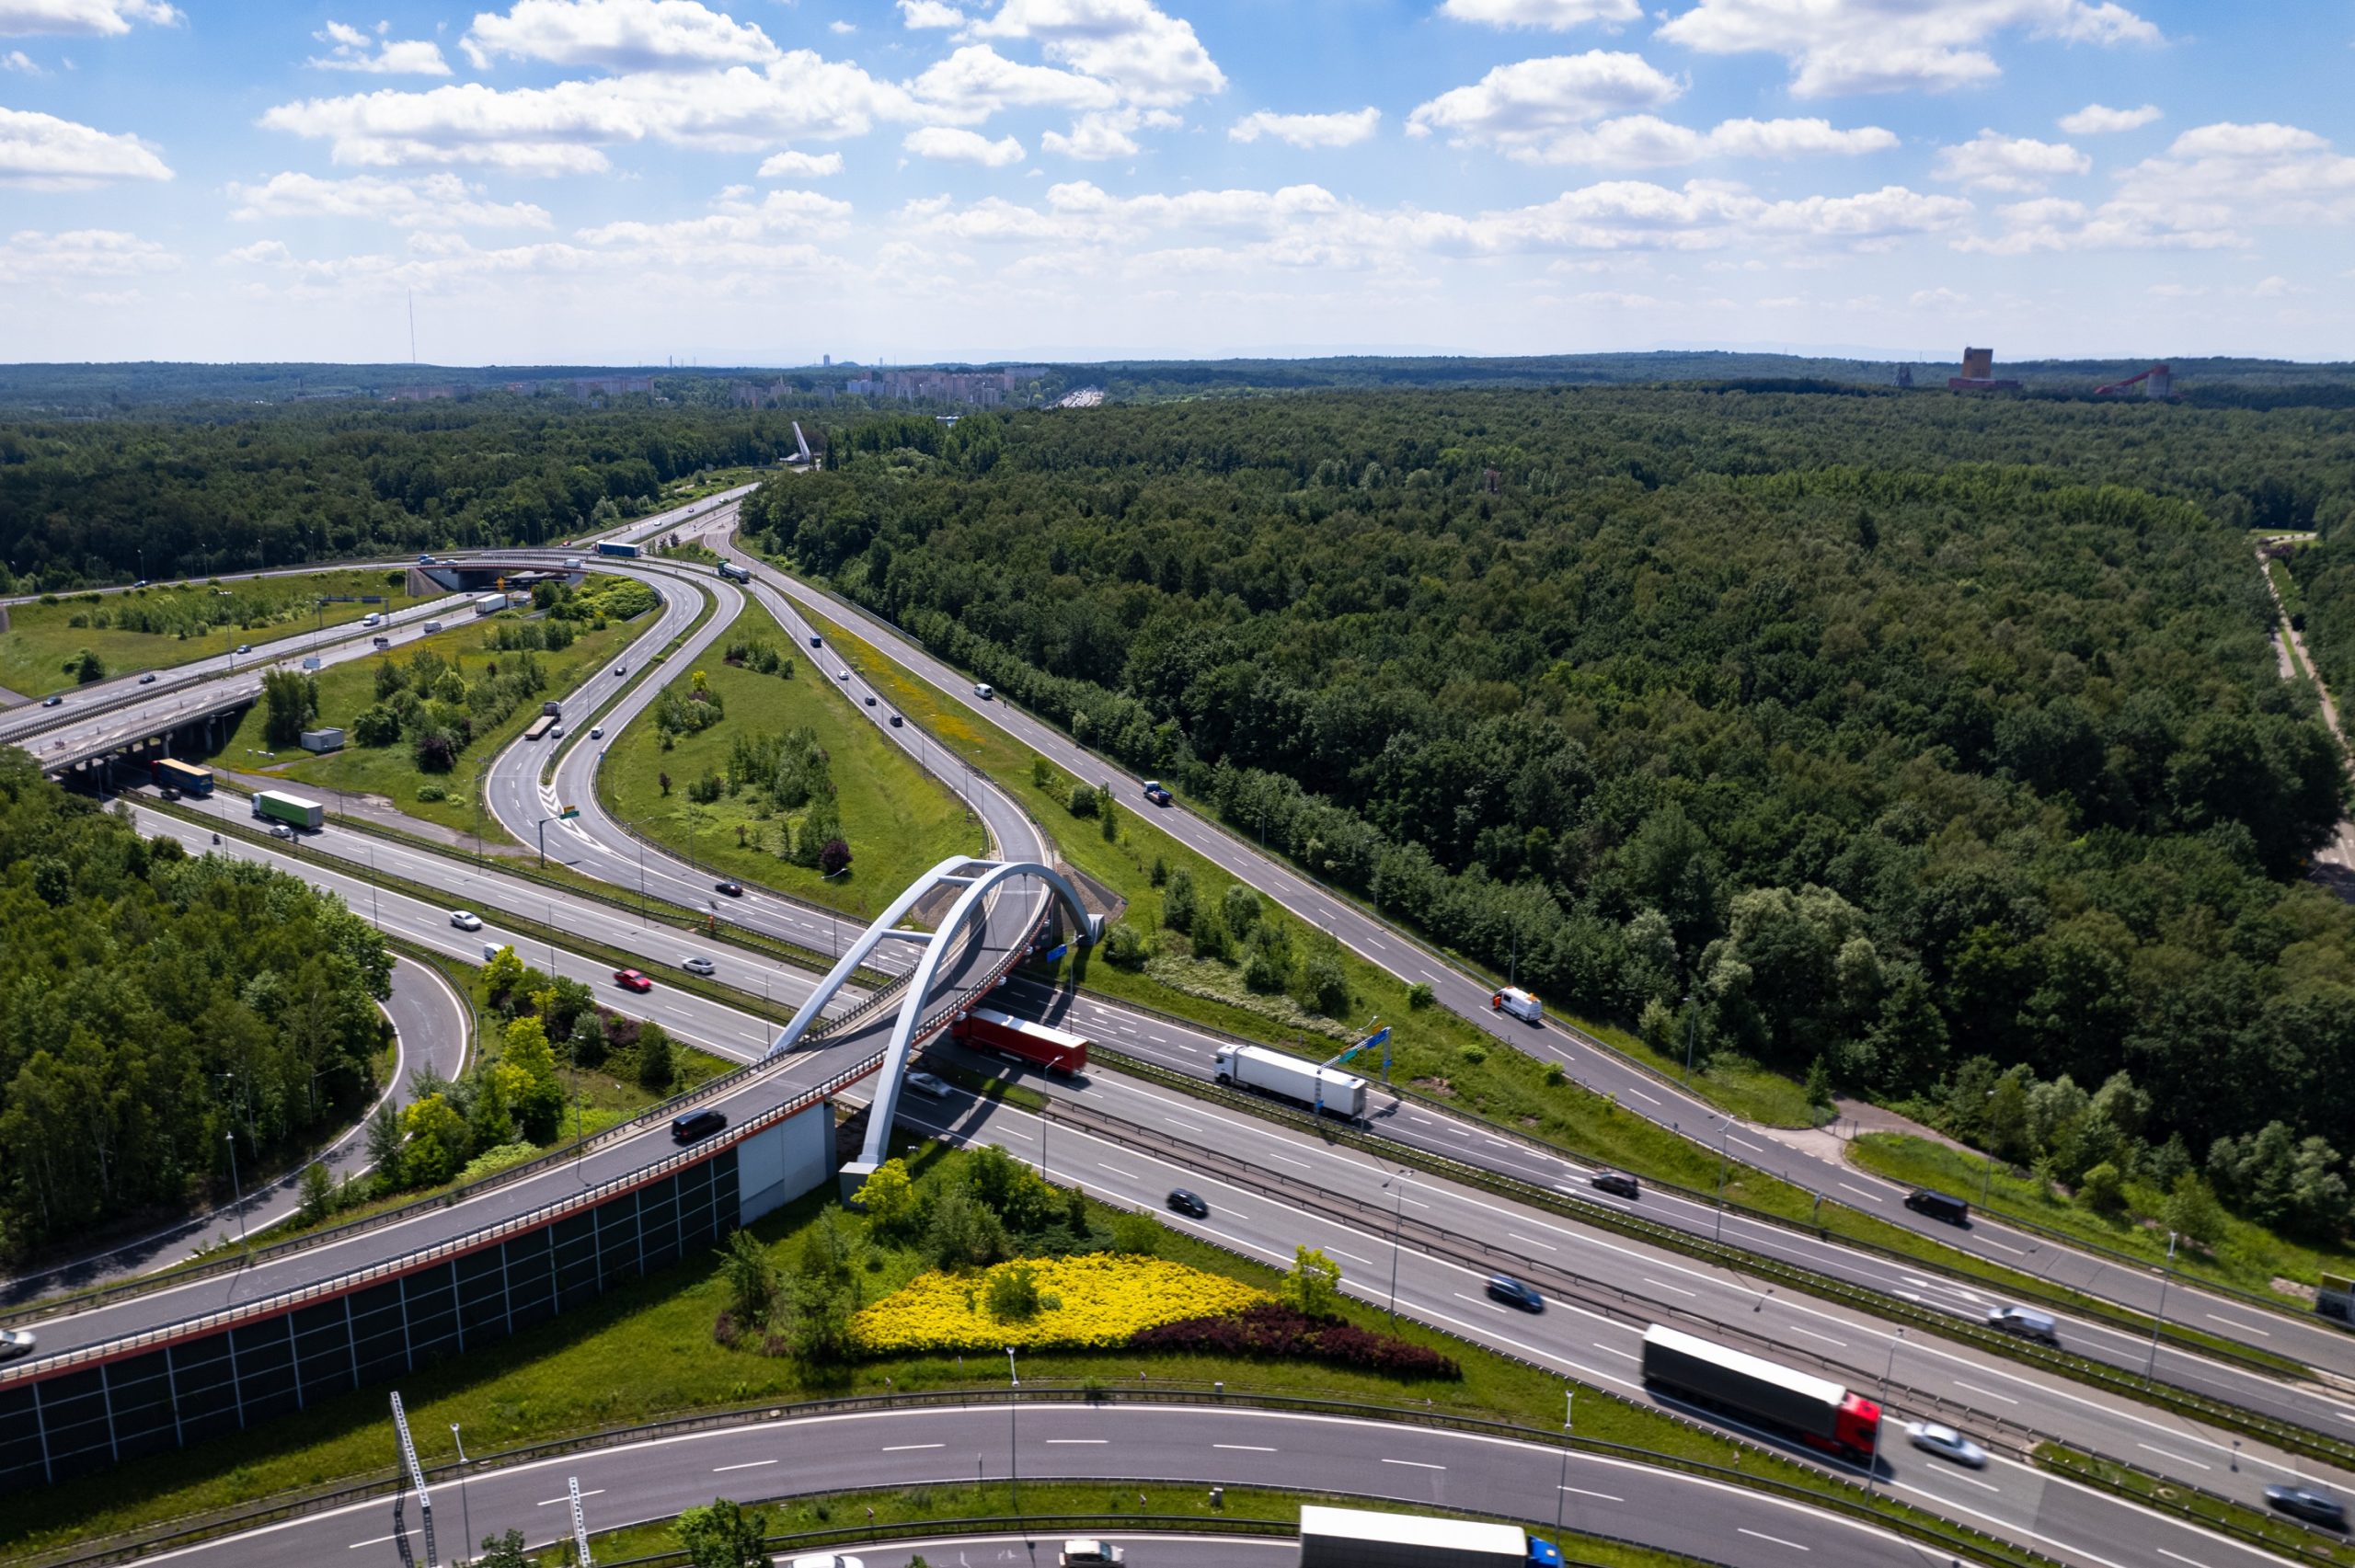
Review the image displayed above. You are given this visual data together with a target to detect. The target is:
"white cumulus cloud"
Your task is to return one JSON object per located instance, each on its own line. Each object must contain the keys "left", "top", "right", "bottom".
{"left": 758, "top": 148, "right": 843, "bottom": 177}
{"left": 0, "top": 105, "right": 170, "bottom": 188}
{"left": 228, "top": 171, "right": 553, "bottom": 228}
{"left": 1516, "top": 113, "right": 1894, "bottom": 166}
{"left": 0, "top": 226, "right": 178, "bottom": 281}
{"left": 3, "top": 47, "right": 41, "bottom": 70}
{"left": 1933, "top": 129, "right": 2090, "bottom": 190}
{"left": 463, "top": 0, "right": 780, "bottom": 73}
{"left": 970, "top": 0, "right": 1226, "bottom": 107}
{"left": 1407, "top": 52, "right": 1683, "bottom": 152}
{"left": 308, "top": 21, "right": 453, "bottom": 75}
{"left": 2060, "top": 101, "right": 2159, "bottom": 134}
{"left": 1656, "top": 0, "right": 2159, "bottom": 97}
{"left": 907, "top": 42, "right": 1119, "bottom": 122}
{"left": 1229, "top": 107, "right": 1379, "bottom": 149}
{"left": 903, "top": 124, "right": 1025, "bottom": 166}
{"left": 898, "top": 0, "right": 963, "bottom": 24}
{"left": 1040, "top": 105, "right": 1178, "bottom": 159}
{"left": 1437, "top": 0, "right": 1640, "bottom": 25}
{"left": 0, "top": 0, "right": 178, "bottom": 38}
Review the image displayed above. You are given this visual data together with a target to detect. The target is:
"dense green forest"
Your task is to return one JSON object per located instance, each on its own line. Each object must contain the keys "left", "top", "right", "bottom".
{"left": 0, "top": 751, "right": 393, "bottom": 1263}
{"left": 747, "top": 389, "right": 2355, "bottom": 1173}
{"left": 0, "top": 402, "right": 813, "bottom": 591}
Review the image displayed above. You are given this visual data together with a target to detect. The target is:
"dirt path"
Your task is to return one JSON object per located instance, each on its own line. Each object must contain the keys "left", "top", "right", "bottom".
{"left": 2255, "top": 543, "right": 2355, "bottom": 880}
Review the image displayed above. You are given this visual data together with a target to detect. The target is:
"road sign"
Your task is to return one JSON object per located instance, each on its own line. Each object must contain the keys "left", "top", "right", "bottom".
{"left": 1361, "top": 1025, "right": 1392, "bottom": 1052}
{"left": 1042, "top": 943, "right": 1069, "bottom": 964}
{"left": 559, "top": 805, "right": 580, "bottom": 819}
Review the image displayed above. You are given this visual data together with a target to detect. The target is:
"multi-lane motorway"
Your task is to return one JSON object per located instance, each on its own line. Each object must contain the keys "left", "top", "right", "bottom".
{"left": 11, "top": 511, "right": 2355, "bottom": 1568}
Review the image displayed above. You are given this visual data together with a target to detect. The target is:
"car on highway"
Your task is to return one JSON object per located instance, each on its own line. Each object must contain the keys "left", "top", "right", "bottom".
{"left": 0, "top": 1328, "right": 34, "bottom": 1364}
{"left": 1486, "top": 1274, "right": 1545, "bottom": 1312}
{"left": 671, "top": 1108, "right": 726, "bottom": 1144}
{"left": 1142, "top": 780, "right": 1172, "bottom": 806}
{"left": 235, "top": 644, "right": 251, "bottom": 654}
{"left": 715, "top": 880, "right": 743, "bottom": 898}
{"left": 590, "top": 725, "right": 603, "bottom": 738}
{"left": 785, "top": 1553, "right": 864, "bottom": 1568}
{"left": 1166, "top": 1188, "right": 1209, "bottom": 1219}
{"left": 160, "top": 786, "right": 180, "bottom": 801}
{"left": 1906, "top": 1422, "right": 1988, "bottom": 1468}
{"left": 809, "top": 634, "right": 822, "bottom": 647}
{"left": 1059, "top": 1539, "right": 1123, "bottom": 1564}
{"left": 613, "top": 968, "right": 653, "bottom": 992}
{"left": 270, "top": 823, "right": 296, "bottom": 841}
{"left": 1589, "top": 1169, "right": 1640, "bottom": 1199}
{"left": 139, "top": 672, "right": 157, "bottom": 684}
{"left": 864, "top": 693, "right": 877, "bottom": 705}
{"left": 974, "top": 682, "right": 994, "bottom": 699}
{"left": 2266, "top": 1486, "right": 2348, "bottom": 1529}
{"left": 40, "top": 694, "right": 63, "bottom": 708}
{"left": 1984, "top": 1304, "right": 2060, "bottom": 1346}
{"left": 905, "top": 1070, "right": 951, "bottom": 1099}
{"left": 1904, "top": 1188, "right": 1970, "bottom": 1224}
{"left": 450, "top": 910, "right": 484, "bottom": 932}
{"left": 836, "top": 669, "right": 849, "bottom": 681}
{"left": 614, "top": 664, "right": 626, "bottom": 676}
{"left": 888, "top": 713, "right": 902, "bottom": 727}
{"left": 682, "top": 956, "right": 716, "bottom": 977}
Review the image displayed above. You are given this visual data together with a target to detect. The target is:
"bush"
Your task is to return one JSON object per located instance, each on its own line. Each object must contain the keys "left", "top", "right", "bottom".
{"left": 2077, "top": 1160, "right": 2125, "bottom": 1213}
{"left": 1132, "top": 1303, "right": 1461, "bottom": 1379}
{"left": 1066, "top": 783, "right": 1098, "bottom": 818}
{"left": 416, "top": 782, "right": 447, "bottom": 803}
{"left": 1101, "top": 921, "right": 1147, "bottom": 969}
{"left": 637, "top": 1020, "right": 675, "bottom": 1092}
{"left": 1406, "top": 981, "right": 1435, "bottom": 1010}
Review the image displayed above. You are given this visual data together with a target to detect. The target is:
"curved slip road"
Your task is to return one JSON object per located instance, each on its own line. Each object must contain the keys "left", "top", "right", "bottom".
{"left": 138, "top": 1403, "right": 2010, "bottom": 1568}
{"left": 727, "top": 534, "right": 2355, "bottom": 1387}
{"left": 0, "top": 955, "right": 472, "bottom": 1303}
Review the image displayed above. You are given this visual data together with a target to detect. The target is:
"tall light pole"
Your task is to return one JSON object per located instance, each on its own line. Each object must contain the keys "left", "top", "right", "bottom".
{"left": 1867, "top": 1329, "right": 1901, "bottom": 1495}
{"left": 1714, "top": 1119, "right": 1732, "bottom": 1242}
{"left": 1555, "top": 1388, "right": 1572, "bottom": 1538}
{"left": 1682, "top": 992, "right": 1699, "bottom": 1083}
{"left": 1378, "top": 1165, "right": 1407, "bottom": 1332}
{"left": 449, "top": 1423, "right": 474, "bottom": 1566}
{"left": 1005, "top": 1345, "right": 1020, "bottom": 1516}
{"left": 2145, "top": 1230, "right": 2178, "bottom": 1381}
{"left": 224, "top": 1131, "right": 248, "bottom": 1251}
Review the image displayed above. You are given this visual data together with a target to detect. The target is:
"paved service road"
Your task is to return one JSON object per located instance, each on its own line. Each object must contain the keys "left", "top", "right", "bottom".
{"left": 0, "top": 955, "right": 472, "bottom": 1304}
{"left": 732, "top": 538, "right": 2355, "bottom": 1385}
{"left": 133, "top": 1403, "right": 2019, "bottom": 1568}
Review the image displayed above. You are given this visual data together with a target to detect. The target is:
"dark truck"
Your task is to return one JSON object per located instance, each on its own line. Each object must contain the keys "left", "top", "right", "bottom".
{"left": 1640, "top": 1323, "right": 1881, "bottom": 1464}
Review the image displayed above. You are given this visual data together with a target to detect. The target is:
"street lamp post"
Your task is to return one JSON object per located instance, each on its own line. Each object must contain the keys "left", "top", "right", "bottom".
{"left": 450, "top": 1424, "right": 474, "bottom": 1565}
{"left": 1867, "top": 1329, "right": 1902, "bottom": 1495}
{"left": 1005, "top": 1345, "right": 1020, "bottom": 1515}
{"left": 1714, "top": 1119, "right": 1732, "bottom": 1242}
{"left": 2146, "top": 1230, "right": 2179, "bottom": 1380}
{"left": 1379, "top": 1166, "right": 1407, "bottom": 1332}
{"left": 1556, "top": 1389, "right": 1573, "bottom": 1538}
{"left": 1682, "top": 992, "right": 1699, "bottom": 1083}
{"left": 224, "top": 1131, "right": 248, "bottom": 1251}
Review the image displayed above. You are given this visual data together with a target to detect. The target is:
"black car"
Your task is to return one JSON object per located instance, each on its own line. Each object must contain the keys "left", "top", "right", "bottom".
{"left": 1487, "top": 1274, "right": 1545, "bottom": 1312}
{"left": 889, "top": 713, "right": 903, "bottom": 727}
{"left": 671, "top": 1108, "right": 727, "bottom": 1144}
{"left": 1589, "top": 1169, "right": 1640, "bottom": 1199}
{"left": 2267, "top": 1487, "right": 2348, "bottom": 1529}
{"left": 41, "top": 694, "right": 63, "bottom": 708}
{"left": 714, "top": 880, "right": 744, "bottom": 898}
{"left": 1904, "top": 1188, "right": 1970, "bottom": 1224}
{"left": 1166, "top": 1188, "right": 1209, "bottom": 1219}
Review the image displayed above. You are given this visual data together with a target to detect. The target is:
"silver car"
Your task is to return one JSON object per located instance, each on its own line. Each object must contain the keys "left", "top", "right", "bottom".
{"left": 0, "top": 1329, "right": 35, "bottom": 1363}
{"left": 682, "top": 956, "right": 716, "bottom": 977}
{"left": 1906, "top": 1421, "right": 1988, "bottom": 1468}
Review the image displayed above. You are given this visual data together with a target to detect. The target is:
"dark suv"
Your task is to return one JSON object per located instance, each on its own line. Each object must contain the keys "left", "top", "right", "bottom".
{"left": 1589, "top": 1170, "right": 1640, "bottom": 1199}
{"left": 1487, "top": 1275, "right": 1545, "bottom": 1312}
{"left": 2266, "top": 1487, "right": 2347, "bottom": 1530}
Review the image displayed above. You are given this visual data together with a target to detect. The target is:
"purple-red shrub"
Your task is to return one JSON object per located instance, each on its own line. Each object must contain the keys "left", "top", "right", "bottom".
{"left": 1131, "top": 1302, "right": 1459, "bottom": 1379}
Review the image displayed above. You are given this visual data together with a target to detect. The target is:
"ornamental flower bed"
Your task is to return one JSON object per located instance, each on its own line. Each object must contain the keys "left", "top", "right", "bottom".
{"left": 852, "top": 1254, "right": 1269, "bottom": 1355}
{"left": 1131, "top": 1302, "right": 1461, "bottom": 1379}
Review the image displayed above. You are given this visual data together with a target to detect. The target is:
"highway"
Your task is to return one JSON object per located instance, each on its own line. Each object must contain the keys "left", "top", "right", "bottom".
{"left": 22, "top": 808, "right": 2346, "bottom": 1568}
{"left": 122, "top": 1402, "right": 2127, "bottom": 1568}
{"left": 9, "top": 535, "right": 2352, "bottom": 1566}
{"left": 52, "top": 545, "right": 2355, "bottom": 1468}
{"left": 729, "top": 534, "right": 2355, "bottom": 1387}
{"left": 0, "top": 956, "right": 473, "bottom": 1304}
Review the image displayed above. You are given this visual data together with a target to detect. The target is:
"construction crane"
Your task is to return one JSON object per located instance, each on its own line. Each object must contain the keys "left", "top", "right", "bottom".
{"left": 2096, "top": 363, "right": 2173, "bottom": 397}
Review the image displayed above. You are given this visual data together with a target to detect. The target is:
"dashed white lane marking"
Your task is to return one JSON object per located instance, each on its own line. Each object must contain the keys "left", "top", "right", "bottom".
{"left": 1737, "top": 1527, "right": 1809, "bottom": 1551}
{"left": 1214, "top": 1444, "right": 1277, "bottom": 1452}
{"left": 1508, "top": 1233, "right": 1557, "bottom": 1251}
{"left": 1096, "top": 1162, "right": 1136, "bottom": 1179}
{"left": 1837, "top": 1182, "right": 1884, "bottom": 1203}
{"left": 1560, "top": 1485, "right": 1625, "bottom": 1502}
{"left": 1046, "top": 1438, "right": 1107, "bottom": 1445}
{"left": 881, "top": 1444, "right": 944, "bottom": 1452}
{"left": 1383, "top": 1458, "right": 1445, "bottom": 1471}
{"left": 2139, "top": 1443, "right": 2211, "bottom": 1471}
{"left": 1790, "top": 1328, "right": 1847, "bottom": 1349}
{"left": 2157, "top": 1551, "right": 2214, "bottom": 1568}
{"left": 1643, "top": 1277, "right": 1699, "bottom": 1299}
{"left": 714, "top": 1459, "right": 775, "bottom": 1472}
{"left": 537, "top": 1489, "right": 606, "bottom": 1505}
{"left": 1624, "top": 1086, "right": 1661, "bottom": 1105}
{"left": 1951, "top": 1379, "right": 2019, "bottom": 1405}
{"left": 2204, "top": 1313, "right": 2269, "bottom": 1337}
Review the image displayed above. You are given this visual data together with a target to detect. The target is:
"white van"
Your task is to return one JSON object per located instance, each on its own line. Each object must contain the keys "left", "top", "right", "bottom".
{"left": 362, "top": 612, "right": 382, "bottom": 628}
{"left": 973, "top": 682, "right": 994, "bottom": 700}
{"left": 1492, "top": 986, "right": 1544, "bottom": 1024}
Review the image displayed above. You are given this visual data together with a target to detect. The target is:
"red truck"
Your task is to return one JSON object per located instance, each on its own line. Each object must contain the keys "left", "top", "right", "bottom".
{"left": 951, "top": 1007, "right": 1089, "bottom": 1074}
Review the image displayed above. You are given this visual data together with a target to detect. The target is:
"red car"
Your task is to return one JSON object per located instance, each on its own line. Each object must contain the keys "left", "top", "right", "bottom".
{"left": 613, "top": 968, "right": 653, "bottom": 993}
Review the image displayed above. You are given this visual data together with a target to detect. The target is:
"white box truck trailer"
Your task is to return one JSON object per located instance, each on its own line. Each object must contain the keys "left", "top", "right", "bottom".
{"left": 1213, "top": 1044, "right": 1367, "bottom": 1118}
{"left": 1296, "top": 1505, "right": 1561, "bottom": 1568}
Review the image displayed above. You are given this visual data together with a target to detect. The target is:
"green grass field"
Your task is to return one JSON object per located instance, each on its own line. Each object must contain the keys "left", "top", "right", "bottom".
{"left": 575, "top": 1483, "right": 1711, "bottom": 1568}
{"left": 600, "top": 594, "right": 980, "bottom": 921}
{"left": 0, "top": 568, "right": 435, "bottom": 699}
{"left": 1851, "top": 1131, "right": 2355, "bottom": 1306}
{"left": 0, "top": 1140, "right": 1858, "bottom": 1560}
{"left": 206, "top": 601, "right": 648, "bottom": 838}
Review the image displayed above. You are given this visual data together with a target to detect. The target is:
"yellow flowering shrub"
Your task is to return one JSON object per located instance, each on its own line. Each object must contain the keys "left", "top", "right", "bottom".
{"left": 852, "top": 1254, "right": 1269, "bottom": 1354}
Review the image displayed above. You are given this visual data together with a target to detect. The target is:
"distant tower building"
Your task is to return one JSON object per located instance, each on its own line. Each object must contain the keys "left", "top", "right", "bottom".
{"left": 1896, "top": 363, "right": 1913, "bottom": 388}
{"left": 1960, "top": 346, "right": 1994, "bottom": 381}
{"left": 2144, "top": 363, "right": 2172, "bottom": 398}
{"left": 822, "top": 353, "right": 832, "bottom": 367}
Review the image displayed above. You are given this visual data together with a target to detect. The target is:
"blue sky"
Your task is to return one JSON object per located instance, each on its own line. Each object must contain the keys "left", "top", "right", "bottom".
{"left": 3, "top": 0, "right": 2351, "bottom": 366}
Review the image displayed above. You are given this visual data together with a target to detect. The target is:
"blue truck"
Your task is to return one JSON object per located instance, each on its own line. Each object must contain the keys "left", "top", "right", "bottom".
{"left": 596, "top": 541, "right": 641, "bottom": 558}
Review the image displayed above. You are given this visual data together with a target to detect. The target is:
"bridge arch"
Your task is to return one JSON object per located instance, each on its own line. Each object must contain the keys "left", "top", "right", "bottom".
{"left": 763, "top": 854, "right": 1102, "bottom": 1192}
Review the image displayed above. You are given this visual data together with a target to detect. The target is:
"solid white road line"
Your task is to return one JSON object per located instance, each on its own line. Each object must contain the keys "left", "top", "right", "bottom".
{"left": 1559, "top": 1485, "right": 1625, "bottom": 1502}
{"left": 1737, "top": 1527, "right": 1809, "bottom": 1551}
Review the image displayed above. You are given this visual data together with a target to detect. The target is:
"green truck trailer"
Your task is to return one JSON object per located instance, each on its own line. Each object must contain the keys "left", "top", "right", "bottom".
{"left": 252, "top": 789, "right": 325, "bottom": 831}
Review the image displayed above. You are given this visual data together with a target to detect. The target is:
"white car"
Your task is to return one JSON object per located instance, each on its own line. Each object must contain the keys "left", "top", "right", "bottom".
{"left": 682, "top": 956, "right": 716, "bottom": 977}
{"left": 974, "top": 682, "right": 994, "bottom": 700}
{"left": 1906, "top": 1421, "right": 1988, "bottom": 1468}
{"left": 1060, "top": 1542, "right": 1124, "bottom": 1566}
{"left": 590, "top": 725, "right": 603, "bottom": 739}
{"left": 451, "top": 910, "right": 484, "bottom": 932}
{"left": 0, "top": 1328, "right": 35, "bottom": 1363}
{"left": 905, "top": 1071, "right": 951, "bottom": 1099}
{"left": 786, "top": 1554, "right": 863, "bottom": 1568}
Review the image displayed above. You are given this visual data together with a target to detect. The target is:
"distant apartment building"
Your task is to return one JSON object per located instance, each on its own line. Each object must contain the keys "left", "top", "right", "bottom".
{"left": 842, "top": 366, "right": 1045, "bottom": 406}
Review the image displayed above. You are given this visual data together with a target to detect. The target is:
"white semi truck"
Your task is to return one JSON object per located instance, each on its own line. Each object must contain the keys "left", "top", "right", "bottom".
{"left": 1212, "top": 1044, "right": 1367, "bottom": 1118}
{"left": 1297, "top": 1505, "right": 1562, "bottom": 1567}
